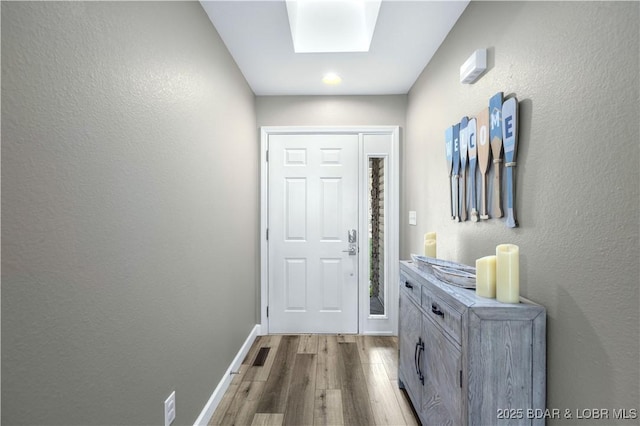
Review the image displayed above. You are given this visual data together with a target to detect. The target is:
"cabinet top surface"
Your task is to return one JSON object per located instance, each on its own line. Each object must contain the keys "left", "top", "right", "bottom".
{"left": 400, "top": 260, "right": 544, "bottom": 313}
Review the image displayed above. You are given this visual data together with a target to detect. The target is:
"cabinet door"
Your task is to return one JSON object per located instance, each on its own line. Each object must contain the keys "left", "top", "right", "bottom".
{"left": 421, "top": 316, "right": 463, "bottom": 426}
{"left": 398, "top": 288, "right": 423, "bottom": 408}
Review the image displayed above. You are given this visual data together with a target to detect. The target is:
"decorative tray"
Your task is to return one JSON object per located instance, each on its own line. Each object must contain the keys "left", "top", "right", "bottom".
{"left": 410, "top": 254, "right": 476, "bottom": 289}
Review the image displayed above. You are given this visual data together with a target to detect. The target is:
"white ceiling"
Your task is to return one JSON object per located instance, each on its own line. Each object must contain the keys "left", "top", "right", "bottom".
{"left": 200, "top": 1, "right": 469, "bottom": 96}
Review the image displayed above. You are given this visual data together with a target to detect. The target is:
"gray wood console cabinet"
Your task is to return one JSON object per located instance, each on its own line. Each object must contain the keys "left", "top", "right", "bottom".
{"left": 398, "top": 261, "right": 546, "bottom": 426}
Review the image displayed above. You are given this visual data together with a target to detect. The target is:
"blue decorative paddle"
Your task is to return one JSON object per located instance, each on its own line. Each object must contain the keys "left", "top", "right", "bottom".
{"left": 452, "top": 123, "right": 461, "bottom": 222}
{"left": 476, "top": 108, "right": 491, "bottom": 220}
{"left": 467, "top": 118, "right": 478, "bottom": 222}
{"left": 459, "top": 117, "right": 469, "bottom": 222}
{"left": 445, "top": 126, "right": 454, "bottom": 220}
{"left": 489, "top": 92, "right": 504, "bottom": 218}
{"left": 502, "top": 97, "right": 518, "bottom": 228}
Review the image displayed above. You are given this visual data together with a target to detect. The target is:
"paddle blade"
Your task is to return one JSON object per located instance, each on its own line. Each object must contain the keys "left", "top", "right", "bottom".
{"left": 445, "top": 126, "right": 453, "bottom": 173}
{"left": 460, "top": 116, "right": 469, "bottom": 164}
{"left": 502, "top": 97, "right": 518, "bottom": 162}
{"left": 468, "top": 118, "right": 477, "bottom": 160}
{"left": 452, "top": 123, "right": 460, "bottom": 175}
{"left": 477, "top": 107, "right": 490, "bottom": 174}
{"left": 489, "top": 92, "right": 503, "bottom": 156}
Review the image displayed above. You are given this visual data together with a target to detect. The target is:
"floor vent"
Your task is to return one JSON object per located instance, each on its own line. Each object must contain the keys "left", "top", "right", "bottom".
{"left": 253, "top": 347, "right": 270, "bottom": 366}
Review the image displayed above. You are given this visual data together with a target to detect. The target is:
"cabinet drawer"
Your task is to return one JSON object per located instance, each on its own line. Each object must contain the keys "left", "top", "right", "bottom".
{"left": 422, "top": 288, "right": 462, "bottom": 344}
{"left": 400, "top": 273, "right": 421, "bottom": 306}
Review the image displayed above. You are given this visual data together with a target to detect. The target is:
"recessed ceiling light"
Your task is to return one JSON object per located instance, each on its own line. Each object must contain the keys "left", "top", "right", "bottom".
{"left": 322, "top": 72, "right": 342, "bottom": 85}
{"left": 286, "top": 0, "right": 382, "bottom": 53}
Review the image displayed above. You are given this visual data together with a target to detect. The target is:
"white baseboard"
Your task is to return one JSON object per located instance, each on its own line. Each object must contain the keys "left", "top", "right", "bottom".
{"left": 362, "top": 330, "right": 396, "bottom": 336}
{"left": 193, "top": 324, "right": 261, "bottom": 426}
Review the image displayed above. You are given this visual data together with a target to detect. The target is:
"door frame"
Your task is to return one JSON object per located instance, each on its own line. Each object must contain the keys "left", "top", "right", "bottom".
{"left": 260, "top": 126, "right": 399, "bottom": 335}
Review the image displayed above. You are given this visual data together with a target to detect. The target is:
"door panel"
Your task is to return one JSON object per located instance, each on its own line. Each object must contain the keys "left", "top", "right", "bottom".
{"left": 320, "top": 178, "right": 341, "bottom": 240}
{"left": 319, "top": 258, "right": 341, "bottom": 311}
{"left": 398, "top": 287, "right": 423, "bottom": 408}
{"left": 421, "top": 316, "right": 463, "bottom": 426}
{"left": 269, "top": 134, "right": 358, "bottom": 333}
{"left": 285, "top": 178, "right": 306, "bottom": 240}
{"left": 284, "top": 258, "right": 306, "bottom": 310}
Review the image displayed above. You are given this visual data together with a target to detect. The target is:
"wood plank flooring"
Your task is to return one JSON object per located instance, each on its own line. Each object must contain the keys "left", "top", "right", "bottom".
{"left": 210, "top": 335, "right": 419, "bottom": 426}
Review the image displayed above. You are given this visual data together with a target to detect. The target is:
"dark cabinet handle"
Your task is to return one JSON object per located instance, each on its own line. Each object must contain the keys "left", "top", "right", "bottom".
{"left": 414, "top": 340, "right": 420, "bottom": 375}
{"left": 417, "top": 339, "right": 425, "bottom": 385}
{"left": 431, "top": 303, "right": 444, "bottom": 318}
{"left": 405, "top": 281, "right": 413, "bottom": 289}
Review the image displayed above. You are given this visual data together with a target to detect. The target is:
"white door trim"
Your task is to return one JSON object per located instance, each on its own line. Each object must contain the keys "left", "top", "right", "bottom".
{"left": 260, "top": 126, "right": 399, "bottom": 335}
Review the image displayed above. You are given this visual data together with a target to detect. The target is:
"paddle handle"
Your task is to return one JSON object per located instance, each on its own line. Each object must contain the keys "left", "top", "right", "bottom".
{"left": 448, "top": 173, "right": 454, "bottom": 219}
{"left": 452, "top": 175, "right": 460, "bottom": 221}
{"left": 460, "top": 168, "right": 467, "bottom": 221}
{"left": 469, "top": 163, "right": 478, "bottom": 222}
{"left": 506, "top": 165, "right": 517, "bottom": 228}
{"left": 492, "top": 159, "right": 503, "bottom": 218}
{"left": 480, "top": 171, "right": 489, "bottom": 220}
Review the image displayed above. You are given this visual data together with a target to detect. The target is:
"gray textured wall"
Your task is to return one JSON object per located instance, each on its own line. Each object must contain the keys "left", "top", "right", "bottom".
{"left": 256, "top": 95, "right": 407, "bottom": 128}
{"left": 2, "top": 2, "right": 258, "bottom": 425}
{"left": 404, "top": 1, "right": 639, "bottom": 421}
{"left": 3, "top": 1, "right": 639, "bottom": 424}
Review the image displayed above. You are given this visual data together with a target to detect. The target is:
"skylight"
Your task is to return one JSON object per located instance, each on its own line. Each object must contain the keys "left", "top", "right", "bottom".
{"left": 286, "top": 0, "right": 382, "bottom": 53}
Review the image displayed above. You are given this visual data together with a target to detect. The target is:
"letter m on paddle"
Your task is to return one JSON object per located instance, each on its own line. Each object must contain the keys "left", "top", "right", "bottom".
{"left": 491, "top": 107, "right": 501, "bottom": 130}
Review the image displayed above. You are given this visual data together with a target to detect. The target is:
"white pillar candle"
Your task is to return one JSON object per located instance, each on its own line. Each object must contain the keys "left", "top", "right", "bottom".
{"left": 496, "top": 244, "right": 520, "bottom": 303}
{"left": 424, "top": 239, "right": 437, "bottom": 258}
{"left": 475, "top": 255, "right": 496, "bottom": 298}
{"left": 424, "top": 232, "right": 437, "bottom": 242}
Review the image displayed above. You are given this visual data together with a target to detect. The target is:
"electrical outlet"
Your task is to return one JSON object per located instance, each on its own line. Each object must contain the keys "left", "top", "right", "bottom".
{"left": 164, "top": 391, "right": 175, "bottom": 426}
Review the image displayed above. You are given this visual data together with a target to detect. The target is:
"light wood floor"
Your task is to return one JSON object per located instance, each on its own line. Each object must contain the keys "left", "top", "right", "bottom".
{"left": 209, "top": 335, "right": 419, "bottom": 426}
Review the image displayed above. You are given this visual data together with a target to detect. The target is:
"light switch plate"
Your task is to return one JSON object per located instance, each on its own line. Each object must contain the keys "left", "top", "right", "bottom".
{"left": 409, "top": 211, "right": 417, "bottom": 226}
{"left": 164, "top": 391, "right": 175, "bottom": 426}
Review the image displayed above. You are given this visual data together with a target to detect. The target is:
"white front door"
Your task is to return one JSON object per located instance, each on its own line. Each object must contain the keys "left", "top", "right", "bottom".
{"left": 268, "top": 134, "right": 359, "bottom": 334}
